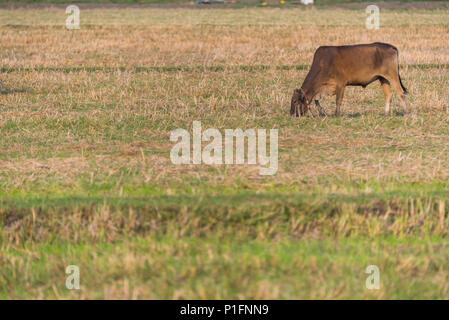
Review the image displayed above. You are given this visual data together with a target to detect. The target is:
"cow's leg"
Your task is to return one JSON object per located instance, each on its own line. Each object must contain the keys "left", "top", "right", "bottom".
{"left": 391, "top": 82, "right": 408, "bottom": 114}
{"left": 335, "top": 86, "right": 345, "bottom": 116}
{"left": 315, "top": 100, "right": 327, "bottom": 116}
{"left": 380, "top": 79, "right": 393, "bottom": 115}
{"left": 388, "top": 76, "right": 409, "bottom": 114}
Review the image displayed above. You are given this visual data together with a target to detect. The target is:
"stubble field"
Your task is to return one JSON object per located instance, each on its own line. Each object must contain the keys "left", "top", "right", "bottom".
{"left": 1, "top": 5, "right": 449, "bottom": 299}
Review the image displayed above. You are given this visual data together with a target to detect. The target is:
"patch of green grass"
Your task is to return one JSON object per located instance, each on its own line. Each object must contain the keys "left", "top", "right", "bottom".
{"left": 2, "top": 236, "right": 449, "bottom": 299}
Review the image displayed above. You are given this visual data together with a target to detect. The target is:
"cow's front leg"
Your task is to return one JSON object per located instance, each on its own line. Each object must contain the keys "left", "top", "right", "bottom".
{"left": 315, "top": 100, "right": 327, "bottom": 116}
{"left": 335, "top": 86, "right": 345, "bottom": 116}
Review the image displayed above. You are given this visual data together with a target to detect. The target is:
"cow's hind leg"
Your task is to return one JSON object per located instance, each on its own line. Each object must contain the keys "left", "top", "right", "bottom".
{"left": 386, "top": 75, "right": 409, "bottom": 114}
{"left": 392, "top": 80, "right": 408, "bottom": 114}
{"left": 315, "top": 100, "right": 327, "bottom": 116}
{"left": 380, "top": 78, "right": 393, "bottom": 115}
{"left": 335, "top": 85, "right": 345, "bottom": 116}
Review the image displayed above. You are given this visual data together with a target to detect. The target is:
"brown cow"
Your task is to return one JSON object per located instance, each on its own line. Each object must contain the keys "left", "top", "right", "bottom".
{"left": 291, "top": 42, "right": 408, "bottom": 117}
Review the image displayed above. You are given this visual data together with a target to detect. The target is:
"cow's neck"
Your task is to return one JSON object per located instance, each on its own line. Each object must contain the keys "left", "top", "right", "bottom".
{"left": 300, "top": 84, "right": 315, "bottom": 103}
{"left": 301, "top": 73, "right": 319, "bottom": 102}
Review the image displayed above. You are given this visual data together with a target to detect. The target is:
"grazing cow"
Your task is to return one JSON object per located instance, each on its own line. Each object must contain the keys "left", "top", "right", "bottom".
{"left": 290, "top": 42, "right": 408, "bottom": 117}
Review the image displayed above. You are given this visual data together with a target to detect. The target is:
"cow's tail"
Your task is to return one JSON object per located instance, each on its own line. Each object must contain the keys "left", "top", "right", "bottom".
{"left": 396, "top": 50, "right": 408, "bottom": 94}
{"left": 398, "top": 72, "right": 407, "bottom": 94}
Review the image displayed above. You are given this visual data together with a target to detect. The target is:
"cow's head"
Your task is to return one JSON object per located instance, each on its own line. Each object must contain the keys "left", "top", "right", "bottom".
{"left": 290, "top": 88, "right": 308, "bottom": 117}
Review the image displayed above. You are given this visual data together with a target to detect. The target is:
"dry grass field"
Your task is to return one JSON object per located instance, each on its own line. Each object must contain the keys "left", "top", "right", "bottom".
{"left": 1, "top": 4, "right": 449, "bottom": 299}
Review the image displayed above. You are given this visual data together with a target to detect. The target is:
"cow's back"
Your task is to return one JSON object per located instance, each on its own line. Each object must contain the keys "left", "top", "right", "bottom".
{"left": 309, "top": 43, "right": 398, "bottom": 88}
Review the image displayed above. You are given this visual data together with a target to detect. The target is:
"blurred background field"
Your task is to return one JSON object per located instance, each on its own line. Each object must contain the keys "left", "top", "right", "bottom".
{"left": 1, "top": 2, "right": 449, "bottom": 299}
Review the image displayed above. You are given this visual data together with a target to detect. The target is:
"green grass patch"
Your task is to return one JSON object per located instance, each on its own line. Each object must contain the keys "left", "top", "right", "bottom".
{"left": 2, "top": 236, "right": 449, "bottom": 299}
